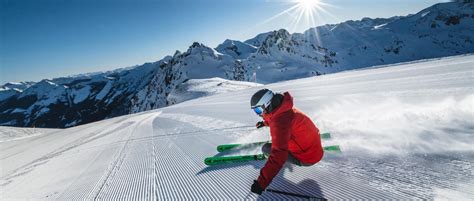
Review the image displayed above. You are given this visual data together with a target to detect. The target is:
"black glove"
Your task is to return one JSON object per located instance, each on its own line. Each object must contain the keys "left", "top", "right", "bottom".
{"left": 256, "top": 121, "right": 265, "bottom": 129}
{"left": 251, "top": 180, "right": 264, "bottom": 195}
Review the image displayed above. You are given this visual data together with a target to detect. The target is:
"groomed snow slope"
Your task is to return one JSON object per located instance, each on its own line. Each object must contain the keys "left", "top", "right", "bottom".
{"left": 0, "top": 127, "right": 59, "bottom": 143}
{"left": 167, "top": 77, "right": 261, "bottom": 105}
{"left": 1, "top": 55, "right": 473, "bottom": 200}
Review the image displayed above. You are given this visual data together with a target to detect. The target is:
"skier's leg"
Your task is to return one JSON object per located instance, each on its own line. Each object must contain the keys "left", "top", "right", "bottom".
{"left": 262, "top": 143, "right": 312, "bottom": 166}
{"left": 286, "top": 153, "right": 301, "bottom": 166}
{"left": 287, "top": 153, "right": 313, "bottom": 166}
{"left": 261, "top": 143, "right": 271, "bottom": 156}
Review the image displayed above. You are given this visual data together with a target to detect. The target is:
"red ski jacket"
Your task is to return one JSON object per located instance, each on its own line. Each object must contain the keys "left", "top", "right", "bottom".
{"left": 257, "top": 92, "right": 323, "bottom": 189}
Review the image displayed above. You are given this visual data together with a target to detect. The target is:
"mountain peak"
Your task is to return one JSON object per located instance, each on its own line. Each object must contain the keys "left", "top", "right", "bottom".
{"left": 256, "top": 29, "right": 294, "bottom": 55}
{"left": 190, "top": 42, "right": 205, "bottom": 49}
{"left": 384, "top": 1, "right": 474, "bottom": 30}
{"left": 1, "top": 81, "right": 34, "bottom": 91}
{"left": 173, "top": 50, "right": 181, "bottom": 57}
{"left": 244, "top": 31, "right": 273, "bottom": 47}
{"left": 215, "top": 39, "right": 257, "bottom": 59}
{"left": 275, "top": 29, "right": 291, "bottom": 38}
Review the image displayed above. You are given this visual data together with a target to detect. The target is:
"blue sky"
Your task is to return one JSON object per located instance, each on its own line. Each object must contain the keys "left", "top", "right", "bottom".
{"left": 0, "top": 0, "right": 448, "bottom": 83}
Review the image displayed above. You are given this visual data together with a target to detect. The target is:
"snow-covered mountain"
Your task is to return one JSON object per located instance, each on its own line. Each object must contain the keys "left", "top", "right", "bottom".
{"left": 0, "top": 82, "right": 35, "bottom": 102}
{"left": 1, "top": 55, "right": 472, "bottom": 200}
{"left": 127, "top": 42, "right": 248, "bottom": 113}
{"left": 0, "top": 55, "right": 256, "bottom": 128}
{"left": 1, "top": 2, "right": 473, "bottom": 128}
{"left": 215, "top": 39, "right": 258, "bottom": 59}
{"left": 242, "top": 2, "right": 474, "bottom": 83}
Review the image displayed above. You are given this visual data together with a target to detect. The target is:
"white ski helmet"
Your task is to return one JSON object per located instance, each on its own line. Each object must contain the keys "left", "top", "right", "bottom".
{"left": 250, "top": 89, "right": 274, "bottom": 115}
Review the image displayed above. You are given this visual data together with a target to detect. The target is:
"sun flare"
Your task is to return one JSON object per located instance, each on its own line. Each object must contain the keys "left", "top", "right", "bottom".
{"left": 244, "top": 0, "right": 333, "bottom": 43}
{"left": 297, "top": 0, "right": 321, "bottom": 11}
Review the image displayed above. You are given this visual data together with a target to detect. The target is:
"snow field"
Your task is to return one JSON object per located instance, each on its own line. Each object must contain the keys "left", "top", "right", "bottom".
{"left": 1, "top": 55, "right": 473, "bottom": 200}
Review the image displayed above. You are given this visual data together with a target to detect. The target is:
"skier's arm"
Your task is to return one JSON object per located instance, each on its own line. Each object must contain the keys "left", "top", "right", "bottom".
{"left": 256, "top": 114, "right": 292, "bottom": 189}
{"left": 256, "top": 121, "right": 269, "bottom": 128}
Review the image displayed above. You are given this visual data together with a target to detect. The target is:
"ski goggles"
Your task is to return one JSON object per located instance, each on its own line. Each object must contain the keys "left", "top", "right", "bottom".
{"left": 252, "top": 105, "right": 265, "bottom": 115}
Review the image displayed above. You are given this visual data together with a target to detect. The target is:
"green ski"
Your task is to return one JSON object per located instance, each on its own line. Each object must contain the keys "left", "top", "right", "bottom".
{"left": 216, "top": 132, "right": 331, "bottom": 152}
{"left": 323, "top": 145, "right": 341, "bottom": 152}
{"left": 204, "top": 154, "right": 267, "bottom": 165}
{"left": 205, "top": 145, "right": 341, "bottom": 165}
{"left": 216, "top": 141, "right": 269, "bottom": 152}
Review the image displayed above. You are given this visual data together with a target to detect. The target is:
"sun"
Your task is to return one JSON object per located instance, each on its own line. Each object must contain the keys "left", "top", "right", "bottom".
{"left": 242, "top": 0, "right": 333, "bottom": 42}
{"left": 297, "top": 0, "right": 321, "bottom": 11}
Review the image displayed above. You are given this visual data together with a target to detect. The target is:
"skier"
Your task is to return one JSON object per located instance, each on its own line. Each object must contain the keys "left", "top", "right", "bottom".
{"left": 250, "top": 89, "right": 324, "bottom": 195}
